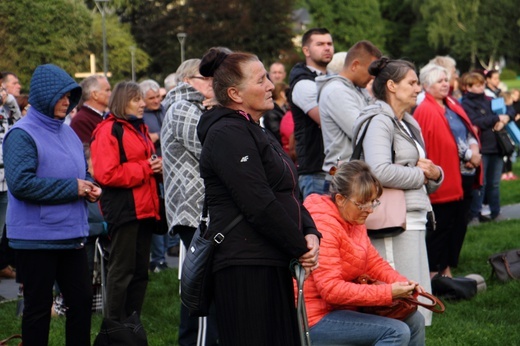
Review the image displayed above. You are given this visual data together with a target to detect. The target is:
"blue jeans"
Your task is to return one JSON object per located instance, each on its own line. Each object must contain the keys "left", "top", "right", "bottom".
{"left": 310, "top": 310, "right": 425, "bottom": 346}
{"left": 150, "top": 233, "right": 179, "bottom": 265}
{"left": 470, "top": 154, "right": 503, "bottom": 219}
{"left": 298, "top": 172, "right": 330, "bottom": 200}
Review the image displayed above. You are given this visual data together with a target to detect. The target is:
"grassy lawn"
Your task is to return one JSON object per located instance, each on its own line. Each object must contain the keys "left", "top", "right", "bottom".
{"left": 1, "top": 163, "right": 520, "bottom": 345}
{"left": 503, "top": 78, "right": 520, "bottom": 90}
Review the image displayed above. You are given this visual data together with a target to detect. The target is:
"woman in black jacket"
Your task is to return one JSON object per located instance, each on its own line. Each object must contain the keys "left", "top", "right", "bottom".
{"left": 196, "top": 48, "right": 321, "bottom": 346}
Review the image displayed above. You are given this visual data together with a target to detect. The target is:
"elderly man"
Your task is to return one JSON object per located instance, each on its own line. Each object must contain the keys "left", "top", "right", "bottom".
{"left": 70, "top": 75, "right": 111, "bottom": 143}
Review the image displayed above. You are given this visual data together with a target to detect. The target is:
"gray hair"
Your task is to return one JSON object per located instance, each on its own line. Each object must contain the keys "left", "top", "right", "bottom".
{"left": 164, "top": 73, "right": 177, "bottom": 91}
{"left": 175, "top": 59, "right": 201, "bottom": 84}
{"left": 329, "top": 161, "right": 383, "bottom": 202}
{"left": 139, "top": 79, "right": 160, "bottom": 95}
{"left": 80, "top": 75, "right": 106, "bottom": 102}
{"left": 419, "top": 63, "right": 448, "bottom": 89}
{"left": 428, "top": 56, "right": 456, "bottom": 80}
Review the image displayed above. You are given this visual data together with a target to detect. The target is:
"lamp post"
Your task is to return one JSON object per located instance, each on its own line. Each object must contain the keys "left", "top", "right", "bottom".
{"left": 130, "top": 46, "right": 136, "bottom": 81}
{"left": 95, "top": 0, "right": 110, "bottom": 77}
{"left": 177, "top": 33, "right": 187, "bottom": 63}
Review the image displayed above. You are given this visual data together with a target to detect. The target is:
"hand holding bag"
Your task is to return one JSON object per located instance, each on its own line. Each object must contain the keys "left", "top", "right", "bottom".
{"left": 181, "top": 199, "right": 243, "bottom": 317}
{"left": 355, "top": 274, "right": 445, "bottom": 321}
{"left": 351, "top": 117, "right": 406, "bottom": 238}
{"left": 488, "top": 249, "right": 520, "bottom": 282}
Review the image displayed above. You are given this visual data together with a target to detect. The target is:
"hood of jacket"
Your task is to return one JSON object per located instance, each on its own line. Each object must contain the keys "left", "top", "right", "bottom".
{"left": 315, "top": 74, "right": 355, "bottom": 101}
{"left": 352, "top": 100, "right": 397, "bottom": 141}
{"left": 162, "top": 82, "right": 205, "bottom": 112}
{"left": 28, "top": 64, "right": 81, "bottom": 118}
{"left": 197, "top": 106, "right": 242, "bottom": 145}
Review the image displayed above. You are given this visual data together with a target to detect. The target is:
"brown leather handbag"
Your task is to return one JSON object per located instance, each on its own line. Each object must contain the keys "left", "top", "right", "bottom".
{"left": 355, "top": 274, "right": 445, "bottom": 320}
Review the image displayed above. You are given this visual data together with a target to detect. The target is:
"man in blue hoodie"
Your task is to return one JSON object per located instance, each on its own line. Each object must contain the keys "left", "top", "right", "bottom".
{"left": 3, "top": 64, "right": 102, "bottom": 346}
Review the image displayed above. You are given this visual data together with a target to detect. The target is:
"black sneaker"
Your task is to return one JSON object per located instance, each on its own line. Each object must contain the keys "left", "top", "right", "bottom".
{"left": 478, "top": 214, "right": 492, "bottom": 223}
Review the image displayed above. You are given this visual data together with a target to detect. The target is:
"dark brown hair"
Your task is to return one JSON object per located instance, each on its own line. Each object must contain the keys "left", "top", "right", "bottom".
{"left": 200, "top": 47, "right": 259, "bottom": 106}
{"left": 344, "top": 40, "right": 382, "bottom": 67}
{"left": 369, "top": 57, "right": 416, "bottom": 103}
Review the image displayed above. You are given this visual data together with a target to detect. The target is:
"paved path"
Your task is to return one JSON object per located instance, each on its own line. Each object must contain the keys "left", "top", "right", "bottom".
{"left": 1, "top": 203, "right": 519, "bottom": 302}
{"left": 0, "top": 251, "right": 179, "bottom": 303}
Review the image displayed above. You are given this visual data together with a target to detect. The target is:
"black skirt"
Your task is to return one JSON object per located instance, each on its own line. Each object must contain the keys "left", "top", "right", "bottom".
{"left": 213, "top": 265, "right": 301, "bottom": 346}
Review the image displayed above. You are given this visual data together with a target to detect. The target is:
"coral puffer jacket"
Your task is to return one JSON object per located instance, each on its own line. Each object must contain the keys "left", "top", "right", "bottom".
{"left": 302, "top": 194, "right": 408, "bottom": 327}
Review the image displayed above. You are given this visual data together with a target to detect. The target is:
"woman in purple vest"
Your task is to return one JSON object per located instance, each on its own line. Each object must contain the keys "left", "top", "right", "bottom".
{"left": 2, "top": 64, "right": 102, "bottom": 346}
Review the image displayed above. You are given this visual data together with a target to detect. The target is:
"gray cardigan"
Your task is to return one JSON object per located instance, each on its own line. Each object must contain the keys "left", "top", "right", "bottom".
{"left": 352, "top": 100, "right": 442, "bottom": 212}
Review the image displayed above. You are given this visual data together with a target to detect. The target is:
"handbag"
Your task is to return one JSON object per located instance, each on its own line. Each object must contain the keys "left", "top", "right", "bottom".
{"left": 93, "top": 312, "right": 147, "bottom": 346}
{"left": 180, "top": 199, "right": 243, "bottom": 317}
{"left": 488, "top": 249, "right": 520, "bottom": 282}
{"left": 355, "top": 274, "right": 445, "bottom": 320}
{"left": 0, "top": 334, "right": 22, "bottom": 346}
{"left": 430, "top": 274, "right": 477, "bottom": 300}
{"left": 494, "top": 129, "right": 515, "bottom": 156}
{"left": 364, "top": 188, "right": 406, "bottom": 238}
{"left": 351, "top": 117, "right": 407, "bottom": 238}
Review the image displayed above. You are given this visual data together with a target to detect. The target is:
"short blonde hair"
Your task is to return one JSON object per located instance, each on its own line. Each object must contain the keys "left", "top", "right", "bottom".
{"left": 329, "top": 161, "right": 383, "bottom": 202}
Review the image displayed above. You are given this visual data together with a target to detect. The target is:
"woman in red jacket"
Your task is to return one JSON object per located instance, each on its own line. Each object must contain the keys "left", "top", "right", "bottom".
{"left": 304, "top": 161, "right": 425, "bottom": 345}
{"left": 414, "top": 64, "right": 482, "bottom": 280}
{"left": 91, "top": 81, "right": 162, "bottom": 322}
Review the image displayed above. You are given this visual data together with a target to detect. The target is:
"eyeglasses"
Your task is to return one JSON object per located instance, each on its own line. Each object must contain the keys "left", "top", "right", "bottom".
{"left": 190, "top": 76, "right": 211, "bottom": 81}
{"left": 348, "top": 198, "right": 381, "bottom": 211}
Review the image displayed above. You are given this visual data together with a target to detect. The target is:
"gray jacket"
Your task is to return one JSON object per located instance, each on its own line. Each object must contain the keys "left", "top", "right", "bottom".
{"left": 352, "top": 100, "right": 442, "bottom": 212}
{"left": 317, "top": 74, "right": 373, "bottom": 171}
{"left": 161, "top": 82, "right": 206, "bottom": 231}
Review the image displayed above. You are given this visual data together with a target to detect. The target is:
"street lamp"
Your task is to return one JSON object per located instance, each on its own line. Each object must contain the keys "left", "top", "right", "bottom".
{"left": 177, "top": 33, "right": 187, "bottom": 63}
{"left": 95, "top": 0, "right": 110, "bottom": 77}
{"left": 130, "top": 46, "right": 136, "bottom": 81}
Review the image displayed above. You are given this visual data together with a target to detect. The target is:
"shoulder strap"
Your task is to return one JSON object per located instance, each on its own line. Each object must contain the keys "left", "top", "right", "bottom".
{"left": 351, "top": 115, "right": 395, "bottom": 163}
{"left": 111, "top": 121, "right": 127, "bottom": 163}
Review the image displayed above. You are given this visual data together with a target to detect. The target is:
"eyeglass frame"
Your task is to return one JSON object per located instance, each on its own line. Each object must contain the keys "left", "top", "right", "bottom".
{"left": 347, "top": 197, "right": 381, "bottom": 211}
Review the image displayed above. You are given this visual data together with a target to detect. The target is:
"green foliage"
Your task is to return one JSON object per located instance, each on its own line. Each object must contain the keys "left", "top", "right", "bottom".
{"left": 118, "top": 0, "right": 296, "bottom": 81}
{"left": 0, "top": 0, "right": 92, "bottom": 90}
{"left": 305, "top": 0, "right": 386, "bottom": 52}
{"left": 500, "top": 68, "right": 517, "bottom": 81}
{"left": 89, "top": 15, "right": 151, "bottom": 82}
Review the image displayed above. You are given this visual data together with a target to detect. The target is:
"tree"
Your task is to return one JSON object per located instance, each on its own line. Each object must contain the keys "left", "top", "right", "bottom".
{"left": 116, "top": 0, "right": 297, "bottom": 81}
{"left": 304, "top": 0, "right": 386, "bottom": 53}
{"left": 0, "top": 0, "right": 92, "bottom": 89}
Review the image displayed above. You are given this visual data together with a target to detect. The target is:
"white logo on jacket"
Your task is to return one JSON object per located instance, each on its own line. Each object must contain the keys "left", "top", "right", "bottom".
{"left": 240, "top": 156, "right": 249, "bottom": 162}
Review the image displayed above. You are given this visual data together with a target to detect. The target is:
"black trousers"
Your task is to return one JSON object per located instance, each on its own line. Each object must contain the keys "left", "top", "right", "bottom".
{"left": 178, "top": 226, "right": 219, "bottom": 346}
{"left": 105, "top": 219, "right": 153, "bottom": 321}
{"left": 427, "top": 175, "right": 474, "bottom": 272}
{"left": 17, "top": 248, "right": 92, "bottom": 346}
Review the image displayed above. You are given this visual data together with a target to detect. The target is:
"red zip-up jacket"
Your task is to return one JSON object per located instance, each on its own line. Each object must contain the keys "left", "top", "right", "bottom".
{"left": 91, "top": 114, "right": 160, "bottom": 227}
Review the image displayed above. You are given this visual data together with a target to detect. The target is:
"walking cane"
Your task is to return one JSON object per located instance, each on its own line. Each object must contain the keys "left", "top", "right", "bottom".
{"left": 292, "top": 259, "right": 312, "bottom": 346}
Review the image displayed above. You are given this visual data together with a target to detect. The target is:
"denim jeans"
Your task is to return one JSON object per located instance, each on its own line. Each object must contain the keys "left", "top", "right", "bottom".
{"left": 310, "top": 309, "right": 425, "bottom": 346}
{"left": 298, "top": 172, "right": 330, "bottom": 200}
{"left": 470, "top": 154, "right": 503, "bottom": 219}
{"left": 150, "top": 233, "right": 180, "bottom": 265}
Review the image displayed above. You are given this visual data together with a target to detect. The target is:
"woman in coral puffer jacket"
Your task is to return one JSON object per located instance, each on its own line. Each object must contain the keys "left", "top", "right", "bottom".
{"left": 303, "top": 161, "right": 426, "bottom": 346}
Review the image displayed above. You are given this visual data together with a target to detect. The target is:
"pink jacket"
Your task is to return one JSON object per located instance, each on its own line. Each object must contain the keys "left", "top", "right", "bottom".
{"left": 302, "top": 194, "right": 408, "bottom": 327}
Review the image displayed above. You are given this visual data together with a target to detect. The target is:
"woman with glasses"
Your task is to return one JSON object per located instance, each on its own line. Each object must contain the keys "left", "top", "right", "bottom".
{"left": 303, "top": 161, "right": 426, "bottom": 345}
{"left": 352, "top": 57, "right": 443, "bottom": 326}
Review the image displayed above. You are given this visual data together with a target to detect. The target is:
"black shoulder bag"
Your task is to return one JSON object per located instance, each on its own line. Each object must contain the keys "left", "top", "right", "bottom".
{"left": 181, "top": 199, "right": 243, "bottom": 316}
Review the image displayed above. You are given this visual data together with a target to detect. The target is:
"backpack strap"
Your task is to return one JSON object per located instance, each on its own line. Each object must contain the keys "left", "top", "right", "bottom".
{"left": 111, "top": 121, "right": 127, "bottom": 163}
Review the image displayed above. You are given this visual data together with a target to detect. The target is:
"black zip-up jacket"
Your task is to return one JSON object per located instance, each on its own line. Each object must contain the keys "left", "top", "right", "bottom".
{"left": 197, "top": 107, "right": 321, "bottom": 272}
{"left": 461, "top": 92, "right": 500, "bottom": 155}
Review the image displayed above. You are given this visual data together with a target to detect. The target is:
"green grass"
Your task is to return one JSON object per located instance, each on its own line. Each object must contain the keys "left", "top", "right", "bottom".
{"left": 504, "top": 79, "right": 520, "bottom": 90}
